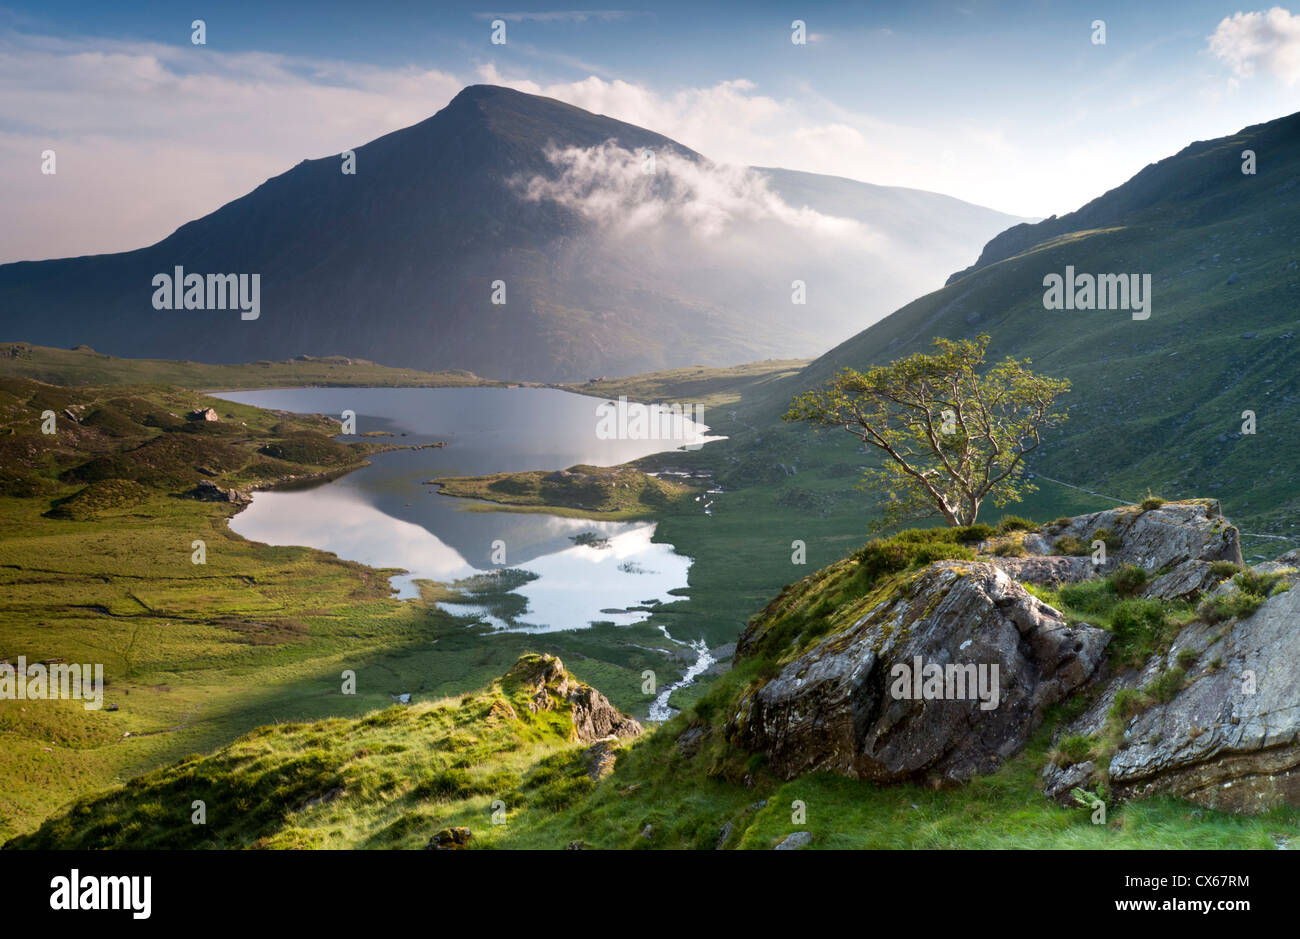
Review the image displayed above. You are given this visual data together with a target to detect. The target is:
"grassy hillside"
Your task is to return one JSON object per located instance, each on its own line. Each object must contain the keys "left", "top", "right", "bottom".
{"left": 557, "top": 358, "right": 808, "bottom": 409}
{"left": 14, "top": 536, "right": 1294, "bottom": 851}
{"left": 431, "top": 464, "right": 698, "bottom": 519}
{"left": 692, "top": 110, "right": 1300, "bottom": 569}
{"left": 0, "top": 342, "right": 505, "bottom": 389}
{"left": 0, "top": 376, "right": 672, "bottom": 840}
{"left": 8, "top": 654, "right": 626, "bottom": 850}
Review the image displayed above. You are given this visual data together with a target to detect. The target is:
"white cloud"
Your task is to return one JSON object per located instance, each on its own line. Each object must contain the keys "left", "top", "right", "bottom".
{"left": 1208, "top": 7, "right": 1300, "bottom": 85}
{"left": 517, "top": 140, "right": 878, "bottom": 246}
{"left": 0, "top": 28, "right": 1129, "bottom": 264}
{"left": 473, "top": 65, "right": 1059, "bottom": 215}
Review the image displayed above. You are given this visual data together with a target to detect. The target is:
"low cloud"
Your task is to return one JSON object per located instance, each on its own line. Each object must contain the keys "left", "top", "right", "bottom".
{"left": 1208, "top": 6, "right": 1300, "bottom": 85}
{"left": 518, "top": 141, "right": 877, "bottom": 245}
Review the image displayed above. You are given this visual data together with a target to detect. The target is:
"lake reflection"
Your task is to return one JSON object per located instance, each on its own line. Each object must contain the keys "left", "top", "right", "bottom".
{"left": 212, "top": 387, "right": 716, "bottom": 632}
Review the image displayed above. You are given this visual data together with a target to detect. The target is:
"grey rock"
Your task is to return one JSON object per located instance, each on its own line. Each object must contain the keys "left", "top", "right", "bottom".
{"left": 1044, "top": 569, "right": 1300, "bottom": 813}
{"left": 425, "top": 827, "right": 473, "bottom": 850}
{"left": 1050, "top": 500, "right": 1242, "bottom": 572}
{"left": 774, "top": 831, "right": 812, "bottom": 850}
{"left": 1143, "top": 559, "right": 1224, "bottom": 601}
{"left": 1021, "top": 533, "right": 1053, "bottom": 556}
{"left": 507, "top": 654, "right": 642, "bottom": 744}
{"left": 189, "top": 479, "right": 252, "bottom": 505}
{"left": 988, "top": 555, "right": 1094, "bottom": 586}
{"left": 1044, "top": 760, "right": 1096, "bottom": 803}
{"left": 728, "top": 561, "right": 1110, "bottom": 785}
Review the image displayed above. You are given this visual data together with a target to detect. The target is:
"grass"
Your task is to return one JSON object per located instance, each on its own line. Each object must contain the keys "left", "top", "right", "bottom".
{"left": 0, "top": 342, "right": 506, "bottom": 390}
{"left": 557, "top": 359, "right": 810, "bottom": 410}
{"left": 1027, "top": 571, "right": 1196, "bottom": 669}
{"left": 0, "top": 376, "right": 679, "bottom": 840}
{"left": 2, "top": 350, "right": 1296, "bottom": 848}
{"left": 491, "top": 688, "right": 1298, "bottom": 850}
{"left": 431, "top": 464, "right": 698, "bottom": 519}
{"left": 19, "top": 650, "right": 1293, "bottom": 850}
{"left": 7, "top": 654, "right": 623, "bottom": 849}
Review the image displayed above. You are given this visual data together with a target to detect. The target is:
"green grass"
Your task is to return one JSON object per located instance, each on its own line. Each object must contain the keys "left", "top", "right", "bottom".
{"left": 431, "top": 464, "right": 698, "bottom": 519}
{"left": 21, "top": 648, "right": 1292, "bottom": 851}
{"left": 7, "top": 654, "right": 626, "bottom": 849}
{"left": 557, "top": 359, "right": 810, "bottom": 409}
{"left": 0, "top": 376, "right": 680, "bottom": 840}
{"left": 0, "top": 342, "right": 504, "bottom": 390}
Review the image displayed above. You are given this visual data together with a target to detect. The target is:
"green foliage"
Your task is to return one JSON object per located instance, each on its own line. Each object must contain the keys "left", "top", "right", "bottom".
{"left": 1109, "top": 563, "right": 1148, "bottom": 597}
{"left": 1198, "top": 591, "right": 1264, "bottom": 624}
{"left": 1234, "top": 569, "right": 1285, "bottom": 597}
{"left": 785, "top": 334, "right": 1069, "bottom": 527}
{"left": 1209, "top": 560, "right": 1242, "bottom": 578}
{"left": 1109, "top": 599, "right": 1174, "bottom": 667}
{"left": 82, "top": 404, "right": 146, "bottom": 438}
{"left": 1051, "top": 734, "right": 1095, "bottom": 768}
{"left": 1054, "top": 535, "right": 1091, "bottom": 557}
{"left": 1195, "top": 571, "right": 1284, "bottom": 624}
{"left": 1058, "top": 578, "right": 1120, "bottom": 616}
{"left": 1139, "top": 497, "right": 1167, "bottom": 511}
{"left": 64, "top": 432, "right": 247, "bottom": 489}
{"left": 1144, "top": 667, "right": 1187, "bottom": 703}
{"left": 45, "top": 478, "right": 150, "bottom": 520}
{"left": 1110, "top": 688, "right": 1147, "bottom": 721}
{"left": 259, "top": 431, "right": 356, "bottom": 466}
{"left": 11, "top": 654, "right": 607, "bottom": 849}
{"left": 853, "top": 532, "right": 974, "bottom": 580}
{"left": 1092, "top": 527, "right": 1122, "bottom": 550}
{"left": 433, "top": 464, "right": 695, "bottom": 518}
{"left": 996, "top": 515, "right": 1038, "bottom": 533}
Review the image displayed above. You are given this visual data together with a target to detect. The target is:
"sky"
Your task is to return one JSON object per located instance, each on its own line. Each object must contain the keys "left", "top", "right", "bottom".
{"left": 2, "top": 0, "right": 1299, "bottom": 262}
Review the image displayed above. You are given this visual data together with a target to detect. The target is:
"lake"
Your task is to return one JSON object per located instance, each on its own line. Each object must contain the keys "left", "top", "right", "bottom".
{"left": 211, "top": 387, "right": 717, "bottom": 636}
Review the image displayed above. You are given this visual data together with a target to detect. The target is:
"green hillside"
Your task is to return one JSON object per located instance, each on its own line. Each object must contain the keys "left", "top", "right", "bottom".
{"left": 710, "top": 110, "right": 1300, "bottom": 560}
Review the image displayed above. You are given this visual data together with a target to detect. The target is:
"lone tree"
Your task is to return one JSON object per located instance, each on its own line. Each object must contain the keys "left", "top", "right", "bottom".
{"left": 784, "top": 335, "right": 1069, "bottom": 527}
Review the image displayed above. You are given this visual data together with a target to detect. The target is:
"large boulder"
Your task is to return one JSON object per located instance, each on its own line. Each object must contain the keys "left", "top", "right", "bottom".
{"left": 1043, "top": 563, "right": 1300, "bottom": 812}
{"left": 1047, "top": 500, "right": 1242, "bottom": 572}
{"left": 727, "top": 561, "right": 1110, "bottom": 785}
{"left": 1142, "top": 559, "right": 1226, "bottom": 601}
{"left": 502, "top": 654, "right": 642, "bottom": 744}
{"left": 987, "top": 555, "right": 1094, "bottom": 586}
{"left": 188, "top": 479, "right": 251, "bottom": 505}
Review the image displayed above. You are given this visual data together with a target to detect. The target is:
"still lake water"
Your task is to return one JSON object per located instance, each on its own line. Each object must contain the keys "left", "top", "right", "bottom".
{"left": 211, "top": 387, "right": 716, "bottom": 635}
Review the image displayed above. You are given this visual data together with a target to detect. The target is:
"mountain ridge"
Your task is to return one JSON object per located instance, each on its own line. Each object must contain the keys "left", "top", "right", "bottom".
{"left": 0, "top": 85, "right": 1025, "bottom": 382}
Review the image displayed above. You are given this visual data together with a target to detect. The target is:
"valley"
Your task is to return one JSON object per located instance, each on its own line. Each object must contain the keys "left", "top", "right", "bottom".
{"left": 4, "top": 86, "right": 1300, "bottom": 856}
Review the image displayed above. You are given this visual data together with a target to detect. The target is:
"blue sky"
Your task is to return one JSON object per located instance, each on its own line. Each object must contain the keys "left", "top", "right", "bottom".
{"left": 3, "top": 1, "right": 1299, "bottom": 261}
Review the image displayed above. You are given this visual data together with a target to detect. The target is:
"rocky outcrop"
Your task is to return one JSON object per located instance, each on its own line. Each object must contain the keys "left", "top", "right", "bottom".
{"left": 1046, "top": 500, "right": 1242, "bottom": 571}
{"left": 1142, "top": 559, "right": 1223, "bottom": 601}
{"left": 987, "top": 555, "right": 1094, "bottom": 586}
{"left": 188, "top": 479, "right": 251, "bottom": 504}
{"left": 503, "top": 654, "right": 642, "bottom": 744}
{"left": 727, "top": 561, "right": 1110, "bottom": 785}
{"left": 582, "top": 736, "right": 623, "bottom": 780}
{"left": 1043, "top": 564, "right": 1300, "bottom": 813}
{"left": 722, "top": 500, "right": 1297, "bottom": 815}
{"left": 188, "top": 407, "right": 219, "bottom": 422}
{"left": 425, "top": 827, "right": 473, "bottom": 850}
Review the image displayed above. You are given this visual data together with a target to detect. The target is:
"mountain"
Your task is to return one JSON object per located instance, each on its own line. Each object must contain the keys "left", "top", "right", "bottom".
{"left": 0, "top": 85, "right": 1025, "bottom": 382}
{"left": 733, "top": 109, "right": 1300, "bottom": 543}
